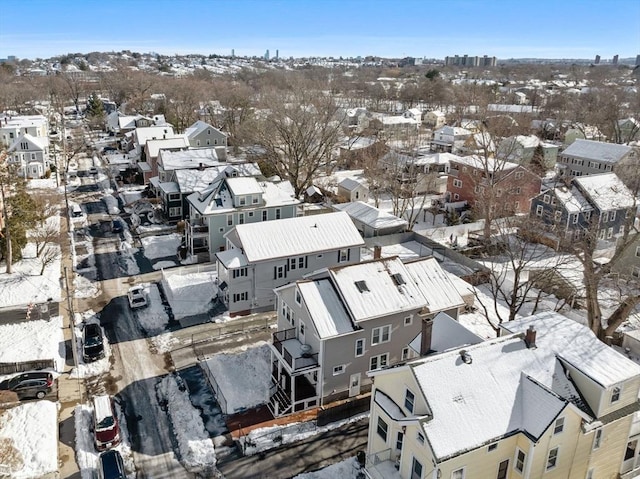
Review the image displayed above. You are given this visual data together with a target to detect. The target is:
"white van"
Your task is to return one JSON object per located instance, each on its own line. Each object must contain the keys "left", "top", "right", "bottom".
{"left": 70, "top": 204, "right": 83, "bottom": 218}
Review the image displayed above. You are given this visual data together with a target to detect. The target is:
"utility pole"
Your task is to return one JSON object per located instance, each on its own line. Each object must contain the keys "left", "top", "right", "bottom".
{"left": 0, "top": 151, "right": 12, "bottom": 274}
{"left": 64, "top": 266, "right": 82, "bottom": 403}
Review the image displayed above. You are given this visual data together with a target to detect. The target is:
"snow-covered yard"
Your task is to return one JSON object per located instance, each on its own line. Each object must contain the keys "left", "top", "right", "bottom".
{"left": 201, "top": 343, "right": 271, "bottom": 414}
{"left": 162, "top": 269, "right": 217, "bottom": 320}
{"left": 140, "top": 233, "right": 181, "bottom": 260}
{"left": 292, "top": 457, "right": 362, "bottom": 479}
{"left": 0, "top": 401, "right": 58, "bottom": 478}
{"left": 0, "top": 315, "right": 65, "bottom": 372}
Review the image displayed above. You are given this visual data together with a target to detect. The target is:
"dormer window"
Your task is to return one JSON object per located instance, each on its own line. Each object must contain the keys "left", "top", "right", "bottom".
{"left": 611, "top": 386, "right": 621, "bottom": 403}
{"left": 239, "top": 196, "right": 246, "bottom": 206}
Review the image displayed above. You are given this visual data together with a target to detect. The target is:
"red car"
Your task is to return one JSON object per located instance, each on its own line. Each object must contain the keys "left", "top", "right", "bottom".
{"left": 93, "top": 395, "right": 121, "bottom": 451}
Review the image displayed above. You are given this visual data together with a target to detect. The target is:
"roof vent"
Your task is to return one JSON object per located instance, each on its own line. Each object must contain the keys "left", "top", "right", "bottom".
{"left": 525, "top": 326, "right": 537, "bottom": 349}
{"left": 459, "top": 350, "right": 472, "bottom": 364}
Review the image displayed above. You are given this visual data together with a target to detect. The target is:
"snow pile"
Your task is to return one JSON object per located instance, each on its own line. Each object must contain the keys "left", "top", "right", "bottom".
{"left": 72, "top": 225, "right": 100, "bottom": 299}
{"left": 292, "top": 457, "right": 361, "bottom": 479}
{"left": 0, "top": 242, "right": 62, "bottom": 307}
{"left": 157, "top": 374, "right": 216, "bottom": 472}
{"left": 240, "top": 413, "right": 368, "bottom": 456}
{"left": 162, "top": 270, "right": 216, "bottom": 320}
{"left": 70, "top": 311, "right": 111, "bottom": 379}
{"left": 0, "top": 400, "right": 58, "bottom": 478}
{"left": 102, "top": 194, "right": 120, "bottom": 214}
{"left": 202, "top": 343, "right": 271, "bottom": 413}
{"left": 134, "top": 283, "right": 169, "bottom": 334}
{"left": 0, "top": 315, "right": 65, "bottom": 371}
{"left": 140, "top": 233, "right": 181, "bottom": 260}
{"left": 27, "top": 178, "right": 58, "bottom": 190}
{"left": 118, "top": 235, "right": 141, "bottom": 276}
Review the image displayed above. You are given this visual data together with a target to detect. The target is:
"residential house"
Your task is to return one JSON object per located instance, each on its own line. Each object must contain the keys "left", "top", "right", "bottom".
{"left": 424, "top": 110, "right": 446, "bottom": 129}
{"left": 0, "top": 115, "right": 48, "bottom": 145}
{"left": 143, "top": 137, "right": 189, "bottom": 179}
{"left": 129, "top": 125, "right": 177, "bottom": 157}
{"left": 269, "top": 256, "right": 472, "bottom": 416}
{"left": 215, "top": 211, "right": 364, "bottom": 316}
{"left": 557, "top": 139, "right": 632, "bottom": 178}
{"left": 338, "top": 137, "right": 386, "bottom": 169}
{"left": 430, "top": 126, "right": 472, "bottom": 153}
{"left": 616, "top": 118, "right": 640, "bottom": 143}
{"left": 185, "top": 173, "right": 299, "bottom": 261}
{"left": 499, "top": 134, "right": 559, "bottom": 169}
{"left": 333, "top": 201, "right": 408, "bottom": 237}
{"left": 564, "top": 124, "right": 606, "bottom": 146}
{"left": 531, "top": 173, "right": 635, "bottom": 242}
{"left": 337, "top": 177, "right": 369, "bottom": 203}
{"left": 365, "top": 311, "right": 640, "bottom": 479}
{"left": 380, "top": 113, "right": 421, "bottom": 135}
{"left": 346, "top": 108, "right": 373, "bottom": 133}
{"left": 184, "top": 120, "right": 227, "bottom": 148}
{"left": 610, "top": 233, "right": 640, "bottom": 279}
{"left": 446, "top": 155, "right": 542, "bottom": 215}
{"left": 6, "top": 133, "right": 50, "bottom": 177}
{"left": 379, "top": 150, "right": 449, "bottom": 195}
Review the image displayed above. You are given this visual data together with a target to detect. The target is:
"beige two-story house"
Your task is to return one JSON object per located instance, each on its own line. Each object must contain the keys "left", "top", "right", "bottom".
{"left": 365, "top": 311, "right": 640, "bottom": 479}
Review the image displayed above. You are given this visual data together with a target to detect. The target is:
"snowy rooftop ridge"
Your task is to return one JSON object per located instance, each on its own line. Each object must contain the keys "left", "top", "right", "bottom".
{"left": 227, "top": 211, "right": 364, "bottom": 263}
{"left": 408, "top": 311, "right": 640, "bottom": 460}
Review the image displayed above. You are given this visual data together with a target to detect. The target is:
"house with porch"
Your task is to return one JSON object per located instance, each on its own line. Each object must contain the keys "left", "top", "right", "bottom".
{"left": 365, "top": 311, "right": 640, "bottom": 479}
{"left": 185, "top": 172, "right": 299, "bottom": 261}
{"left": 215, "top": 211, "right": 364, "bottom": 316}
{"left": 268, "top": 255, "right": 472, "bottom": 417}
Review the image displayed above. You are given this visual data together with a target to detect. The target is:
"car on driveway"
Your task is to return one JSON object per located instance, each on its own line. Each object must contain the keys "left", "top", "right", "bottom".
{"left": 0, "top": 371, "right": 54, "bottom": 400}
{"left": 127, "top": 285, "right": 148, "bottom": 309}
{"left": 98, "top": 449, "right": 126, "bottom": 479}
{"left": 93, "top": 395, "right": 121, "bottom": 451}
{"left": 82, "top": 323, "right": 105, "bottom": 362}
{"left": 111, "top": 219, "right": 124, "bottom": 234}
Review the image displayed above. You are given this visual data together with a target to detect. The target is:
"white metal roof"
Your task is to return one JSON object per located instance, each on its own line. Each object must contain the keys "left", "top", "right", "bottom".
{"left": 226, "top": 177, "right": 263, "bottom": 196}
{"left": 145, "top": 137, "right": 188, "bottom": 158}
{"left": 297, "top": 280, "right": 354, "bottom": 339}
{"left": 229, "top": 211, "right": 364, "bottom": 263}
{"left": 215, "top": 248, "right": 248, "bottom": 269}
{"left": 561, "top": 139, "right": 631, "bottom": 164}
{"left": 333, "top": 201, "right": 407, "bottom": 230}
{"left": 403, "top": 258, "right": 465, "bottom": 314}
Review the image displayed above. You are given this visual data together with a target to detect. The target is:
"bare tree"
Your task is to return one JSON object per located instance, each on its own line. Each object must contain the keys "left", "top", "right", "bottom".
{"left": 39, "top": 245, "right": 61, "bottom": 276}
{"left": 251, "top": 85, "right": 347, "bottom": 197}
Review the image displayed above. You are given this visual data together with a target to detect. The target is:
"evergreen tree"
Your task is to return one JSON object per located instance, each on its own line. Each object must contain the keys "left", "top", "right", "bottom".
{"left": 87, "top": 92, "right": 105, "bottom": 118}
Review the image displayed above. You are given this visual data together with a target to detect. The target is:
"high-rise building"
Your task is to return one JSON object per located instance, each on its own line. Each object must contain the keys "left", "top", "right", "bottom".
{"left": 636, "top": 54, "right": 640, "bottom": 66}
{"left": 613, "top": 54, "right": 619, "bottom": 65}
{"left": 445, "top": 54, "right": 495, "bottom": 67}
{"left": 265, "top": 49, "right": 270, "bottom": 61}
{"left": 231, "top": 49, "right": 235, "bottom": 58}
{"left": 275, "top": 49, "right": 279, "bottom": 60}
{"left": 595, "top": 55, "right": 601, "bottom": 64}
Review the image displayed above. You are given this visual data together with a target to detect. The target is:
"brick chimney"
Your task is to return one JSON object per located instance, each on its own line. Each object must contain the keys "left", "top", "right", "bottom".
{"left": 421, "top": 317, "right": 434, "bottom": 355}
{"left": 373, "top": 244, "right": 382, "bottom": 259}
{"left": 525, "top": 325, "right": 537, "bottom": 349}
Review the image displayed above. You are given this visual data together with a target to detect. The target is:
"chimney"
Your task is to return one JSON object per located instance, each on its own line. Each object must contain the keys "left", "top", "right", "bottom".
{"left": 525, "top": 326, "right": 537, "bottom": 349}
{"left": 198, "top": 162, "right": 204, "bottom": 171}
{"left": 420, "top": 317, "right": 433, "bottom": 355}
{"left": 373, "top": 244, "right": 382, "bottom": 259}
{"left": 459, "top": 350, "right": 472, "bottom": 364}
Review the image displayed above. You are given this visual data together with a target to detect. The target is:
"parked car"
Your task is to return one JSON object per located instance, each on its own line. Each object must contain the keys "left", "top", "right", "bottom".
{"left": 0, "top": 372, "right": 54, "bottom": 400}
{"left": 70, "top": 203, "right": 84, "bottom": 218}
{"left": 98, "top": 449, "right": 126, "bottom": 479}
{"left": 82, "top": 323, "right": 105, "bottom": 362}
{"left": 93, "top": 395, "right": 121, "bottom": 451}
{"left": 127, "top": 286, "right": 148, "bottom": 309}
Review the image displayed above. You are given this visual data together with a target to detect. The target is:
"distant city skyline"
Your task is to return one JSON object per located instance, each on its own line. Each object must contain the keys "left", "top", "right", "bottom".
{"left": 1, "top": 0, "right": 639, "bottom": 61}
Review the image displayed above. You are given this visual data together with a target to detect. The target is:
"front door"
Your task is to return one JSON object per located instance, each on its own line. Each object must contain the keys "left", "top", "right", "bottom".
{"left": 497, "top": 459, "right": 509, "bottom": 479}
{"left": 349, "top": 373, "right": 361, "bottom": 397}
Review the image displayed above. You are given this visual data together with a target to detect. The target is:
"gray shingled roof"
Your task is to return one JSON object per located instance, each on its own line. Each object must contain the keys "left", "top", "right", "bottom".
{"left": 561, "top": 139, "right": 631, "bottom": 164}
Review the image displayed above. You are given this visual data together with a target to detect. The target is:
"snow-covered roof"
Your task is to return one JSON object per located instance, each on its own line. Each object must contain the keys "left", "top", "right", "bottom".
{"left": 7, "top": 133, "right": 48, "bottom": 152}
{"left": 553, "top": 185, "right": 593, "bottom": 214}
{"left": 118, "top": 114, "right": 147, "bottom": 130}
{"left": 134, "top": 126, "right": 177, "bottom": 147}
{"left": 226, "top": 177, "right": 264, "bottom": 196}
{"left": 434, "top": 125, "right": 471, "bottom": 137}
{"left": 338, "top": 177, "right": 365, "bottom": 191}
{"left": 298, "top": 279, "right": 354, "bottom": 339}
{"left": 451, "top": 155, "right": 519, "bottom": 173}
{"left": 158, "top": 147, "right": 221, "bottom": 170}
{"left": 184, "top": 120, "right": 227, "bottom": 139}
{"left": 145, "top": 137, "right": 188, "bottom": 158}
{"left": 333, "top": 201, "right": 407, "bottom": 230}
{"left": 403, "top": 257, "right": 465, "bottom": 314}
{"left": 174, "top": 168, "right": 220, "bottom": 193}
{"left": 0, "top": 114, "right": 47, "bottom": 129}
{"left": 227, "top": 211, "right": 364, "bottom": 263}
{"left": 561, "top": 139, "right": 631, "bottom": 164}
{"left": 216, "top": 248, "right": 248, "bottom": 269}
{"left": 158, "top": 181, "right": 179, "bottom": 194}
{"left": 573, "top": 173, "right": 635, "bottom": 211}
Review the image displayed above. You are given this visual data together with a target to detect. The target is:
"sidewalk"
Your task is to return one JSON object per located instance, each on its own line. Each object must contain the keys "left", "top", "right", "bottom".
{"left": 57, "top": 212, "right": 83, "bottom": 479}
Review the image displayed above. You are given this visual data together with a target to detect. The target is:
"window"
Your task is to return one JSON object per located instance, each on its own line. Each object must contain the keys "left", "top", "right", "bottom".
{"left": 554, "top": 211, "right": 562, "bottom": 222}
{"left": 289, "top": 258, "right": 297, "bottom": 270}
{"left": 452, "top": 468, "right": 465, "bottom": 479}
{"left": 404, "top": 389, "right": 415, "bottom": 413}
{"left": 593, "top": 429, "right": 602, "bottom": 450}
{"left": 262, "top": 210, "right": 268, "bottom": 221}
{"left": 31, "top": 153, "right": 36, "bottom": 160}
{"left": 299, "top": 321, "right": 305, "bottom": 337}
{"left": 376, "top": 417, "right": 388, "bottom": 441}
{"left": 252, "top": 196, "right": 259, "bottom": 204}
{"left": 453, "top": 193, "right": 460, "bottom": 200}
{"left": 625, "top": 440, "right": 638, "bottom": 461}
{"left": 488, "top": 443, "right": 497, "bottom": 452}
{"left": 391, "top": 273, "right": 405, "bottom": 286}
{"left": 515, "top": 187, "right": 522, "bottom": 194}
{"left": 370, "top": 353, "right": 389, "bottom": 370}
{"left": 536, "top": 205, "right": 544, "bottom": 217}
{"left": 355, "top": 338, "right": 365, "bottom": 357}
{"left": 238, "top": 213, "right": 245, "bottom": 224}
{"left": 169, "top": 207, "right": 182, "bottom": 217}
{"left": 227, "top": 215, "right": 233, "bottom": 226}
{"left": 610, "top": 211, "right": 616, "bottom": 221}
{"left": 169, "top": 193, "right": 180, "bottom": 201}
{"left": 412, "top": 458, "right": 423, "bottom": 479}
{"left": 515, "top": 171, "right": 524, "bottom": 179}
{"left": 232, "top": 292, "right": 248, "bottom": 302}
{"left": 239, "top": 196, "right": 246, "bottom": 206}
{"left": 404, "top": 315, "right": 413, "bottom": 326}
{"left": 396, "top": 431, "right": 404, "bottom": 451}
{"left": 298, "top": 257, "right": 305, "bottom": 269}
{"left": 453, "top": 179, "right": 463, "bottom": 188}
{"left": 553, "top": 417, "right": 564, "bottom": 435}
{"left": 515, "top": 449, "right": 526, "bottom": 473}
{"left": 573, "top": 213, "right": 578, "bottom": 224}
{"left": 611, "top": 386, "right": 621, "bottom": 403}
{"left": 275, "top": 208, "right": 281, "bottom": 219}
{"left": 607, "top": 227, "right": 613, "bottom": 238}
{"left": 416, "top": 431, "right": 425, "bottom": 445}
{"left": 333, "top": 365, "right": 345, "bottom": 375}
{"left": 584, "top": 210, "right": 592, "bottom": 221}
{"left": 339, "top": 249, "right": 349, "bottom": 263}
{"left": 372, "top": 325, "right": 391, "bottom": 345}
{"left": 295, "top": 290, "right": 301, "bottom": 305}
{"left": 232, "top": 267, "right": 247, "bottom": 278}
{"left": 402, "top": 346, "right": 410, "bottom": 361}
{"left": 515, "top": 201, "right": 520, "bottom": 210}
{"left": 546, "top": 447, "right": 559, "bottom": 470}
{"left": 602, "top": 211, "right": 609, "bottom": 222}
{"left": 543, "top": 194, "right": 550, "bottom": 204}
{"left": 275, "top": 265, "right": 285, "bottom": 279}
{"left": 632, "top": 266, "right": 640, "bottom": 278}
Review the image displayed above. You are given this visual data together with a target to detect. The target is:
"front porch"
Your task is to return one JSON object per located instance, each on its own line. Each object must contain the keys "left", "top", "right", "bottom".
{"left": 364, "top": 448, "right": 402, "bottom": 479}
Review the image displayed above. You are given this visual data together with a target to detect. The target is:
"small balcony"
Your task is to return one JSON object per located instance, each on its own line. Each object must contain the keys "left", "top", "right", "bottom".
{"left": 272, "top": 328, "right": 319, "bottom": 372}
{"left": 364, "top": 449, "right": 402, "bottom": 479}
{"left": 187, "top": 218, "right": 209, "bottom": 236}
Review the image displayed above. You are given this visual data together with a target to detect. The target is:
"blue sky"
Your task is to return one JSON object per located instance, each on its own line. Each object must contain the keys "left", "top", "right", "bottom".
{"left": 1, "top": 0, "right": 639, "bottom": 60}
